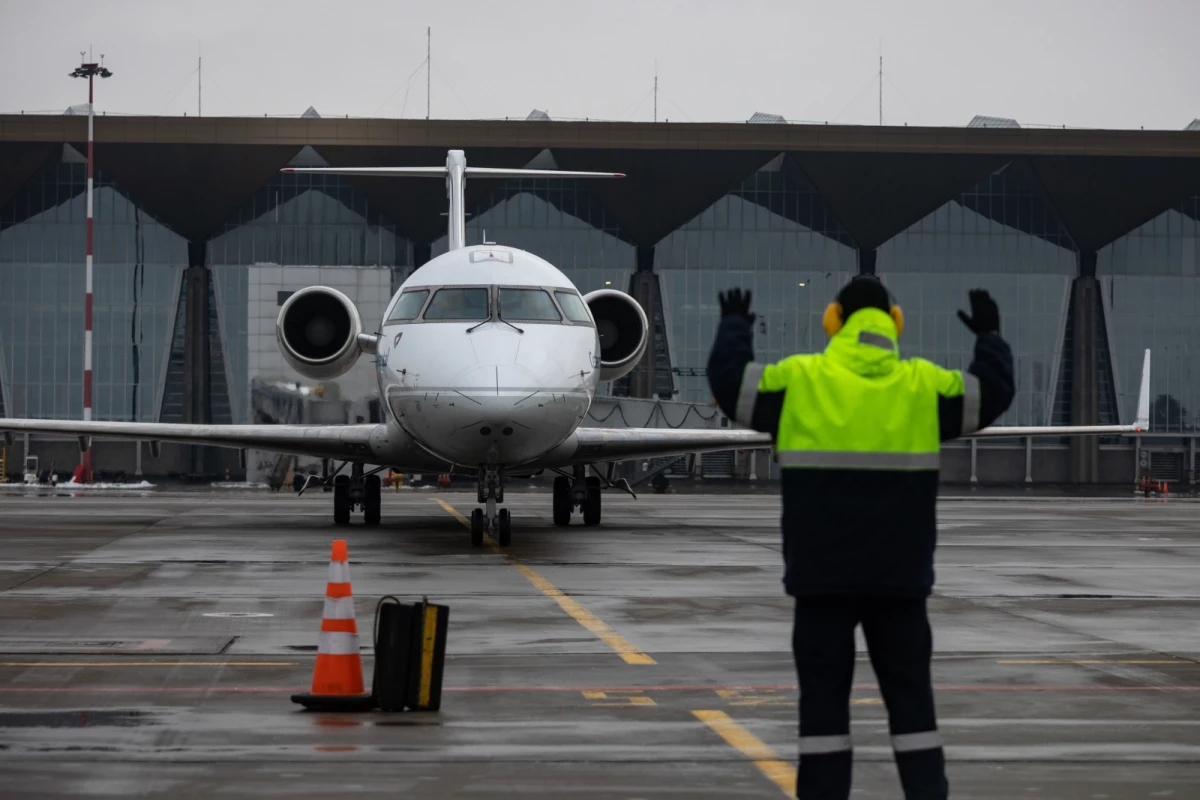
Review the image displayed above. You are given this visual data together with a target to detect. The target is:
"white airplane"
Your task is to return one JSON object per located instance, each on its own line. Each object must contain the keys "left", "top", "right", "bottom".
{"left": 0, "top": 151, "right": 1151, "bottom": 546}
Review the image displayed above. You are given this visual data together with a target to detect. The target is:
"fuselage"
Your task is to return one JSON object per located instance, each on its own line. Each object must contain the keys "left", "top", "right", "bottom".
{"left": 375, "top": 245, "right": 601, "bottom": 468}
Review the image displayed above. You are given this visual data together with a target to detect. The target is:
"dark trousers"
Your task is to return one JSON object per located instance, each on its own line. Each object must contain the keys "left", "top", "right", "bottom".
{"left": 792, "top": 595, "right": 948, "bottom": 800}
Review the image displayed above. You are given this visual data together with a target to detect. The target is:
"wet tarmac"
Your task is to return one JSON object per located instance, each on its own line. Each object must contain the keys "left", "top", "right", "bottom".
{"left": 0, "top": 489, "right": 1197, "bottom": 798}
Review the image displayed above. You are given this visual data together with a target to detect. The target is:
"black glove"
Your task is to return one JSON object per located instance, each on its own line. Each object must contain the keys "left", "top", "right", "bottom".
{"left": 718, "top": 288, "right": 756, "bottom": 323}
{"left": 957, "top": 289, "right": 1000, "bottom": 335}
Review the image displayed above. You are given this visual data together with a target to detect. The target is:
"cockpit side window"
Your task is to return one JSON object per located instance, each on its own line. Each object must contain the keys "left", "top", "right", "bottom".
{"left": 554, "top": 291, "right": 593, "bottom": 324}
{"left": 498, "top": 288, "right": 561, "bottom": 321}
{"left": 387, "top": 289, "right": 430, "bottom": 321}
{"left": 423, "top": 287, "right": 489, "bottom": 321}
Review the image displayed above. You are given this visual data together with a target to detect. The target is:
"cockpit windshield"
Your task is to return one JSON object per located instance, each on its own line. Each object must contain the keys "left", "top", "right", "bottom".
{"left": 498, "top": 288, "right": 561, "bottom": 321}
{"left": 387, "top": 285, "right": 594, "bottom": 326}
{"left": 423, "top": 287, "right": 489, "bottom": 320}
{"left": 387, "top": 289, "right": 429, "bottom": 321}
{"left": 554, "top": 291, "right": 592, "bottom": 323}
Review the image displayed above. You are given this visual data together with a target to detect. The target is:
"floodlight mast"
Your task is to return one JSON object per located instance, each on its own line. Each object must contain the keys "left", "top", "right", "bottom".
{"left": 69, "top": 54, "right": 112, "bottom": 482}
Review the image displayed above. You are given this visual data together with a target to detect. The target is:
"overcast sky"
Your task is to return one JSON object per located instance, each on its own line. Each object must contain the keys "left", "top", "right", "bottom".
{"left": 1, "top": 0, "right": 1196, "bottom": 129}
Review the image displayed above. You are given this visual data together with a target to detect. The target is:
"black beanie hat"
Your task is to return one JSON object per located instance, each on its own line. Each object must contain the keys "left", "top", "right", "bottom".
{"left": 837, "top": 276, "right": 891, "bottom": 322}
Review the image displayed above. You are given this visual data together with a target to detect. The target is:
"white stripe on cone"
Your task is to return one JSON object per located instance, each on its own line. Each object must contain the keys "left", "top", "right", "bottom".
{"left": 318, "top": 630, "right": 360, "bottom": 655}
{"left": 327, "top": 560, "right": 351, "bottom": 585}
{"left": 322, "top": 596, "right": 356, "bottom": 620}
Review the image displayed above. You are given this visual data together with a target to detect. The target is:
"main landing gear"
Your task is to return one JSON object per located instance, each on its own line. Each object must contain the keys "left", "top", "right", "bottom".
{"left": 471, "top": 465, "right": 511, "bottom": 548}
{"left": 553, "top": 465, "right": 601, "bottom": 527}
{"left": 332, "top": 462, "right": 382, "bottom": 526}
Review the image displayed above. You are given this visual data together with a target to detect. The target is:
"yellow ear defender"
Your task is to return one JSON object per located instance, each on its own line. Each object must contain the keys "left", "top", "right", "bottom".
{"left": 822, "top": 301, "right": 905, "bottom": 337}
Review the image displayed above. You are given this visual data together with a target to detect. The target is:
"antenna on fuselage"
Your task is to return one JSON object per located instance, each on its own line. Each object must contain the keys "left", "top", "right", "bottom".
{"left": 282, "top": 152, "right": 624, "bottom": 251}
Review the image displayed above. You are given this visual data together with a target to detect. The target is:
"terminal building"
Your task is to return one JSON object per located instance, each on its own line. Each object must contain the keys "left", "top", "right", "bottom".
{"left": 1, "top": 110, "right": 1198, "bottom": 485}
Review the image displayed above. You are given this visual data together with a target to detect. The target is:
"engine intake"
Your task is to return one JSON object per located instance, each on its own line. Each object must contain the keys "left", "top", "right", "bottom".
{"left": 276, "top": 286, "right": 365, "bottom": 380}
{"left": 583, "top": 289, "right": 648, "bottom": 382}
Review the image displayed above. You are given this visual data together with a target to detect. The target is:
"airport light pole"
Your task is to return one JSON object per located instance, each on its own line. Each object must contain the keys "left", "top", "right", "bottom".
{"left": 70, "top": 54, "right": 112, "bottom": 482}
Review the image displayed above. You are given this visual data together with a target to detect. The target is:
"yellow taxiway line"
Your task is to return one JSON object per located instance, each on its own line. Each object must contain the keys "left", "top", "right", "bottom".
{"left": 693, "top": 709, "right": 795, "bottom": 797}
{"left": 433, "top": 497, "right": 655, "bottom": 665}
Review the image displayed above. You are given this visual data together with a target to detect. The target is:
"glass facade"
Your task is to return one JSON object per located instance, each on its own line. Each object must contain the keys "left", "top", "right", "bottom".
{"left": 1098, "top": 194, "right": 1200, "bottom": 432}
{"left": 207, "top": 171, "right": 409, "bottom": 422}
{"left": 657, "top": 163, "right": 857, "bottom": 402}
{"left": 2, "top": 142, "right": 1197, "bottom": 465}
{"left": 0, "top": 153, "right": 185, "bottom": 421}
{"left": 877, "top": 168, "right": 1076, "bottom": 426}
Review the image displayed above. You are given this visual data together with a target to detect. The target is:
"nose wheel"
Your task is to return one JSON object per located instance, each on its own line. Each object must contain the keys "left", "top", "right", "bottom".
{"left": 472, "top": 465, "right": 511, "bottom": 547}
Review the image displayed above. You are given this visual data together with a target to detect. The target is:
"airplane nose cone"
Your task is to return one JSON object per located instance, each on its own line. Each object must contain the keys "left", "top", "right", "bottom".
{"left": 447, "top": 364, "right": 576, "bottom": 463}
{"left": 452, "top": 363, "right": 538, "bottom": 399}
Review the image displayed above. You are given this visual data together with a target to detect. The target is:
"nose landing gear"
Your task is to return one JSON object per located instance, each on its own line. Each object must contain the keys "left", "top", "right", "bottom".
{"left": 552, "top": 466, "right": 602, "bottom": 527}
{"left": 472, "top": 465, "right": 511, "bottom": 547}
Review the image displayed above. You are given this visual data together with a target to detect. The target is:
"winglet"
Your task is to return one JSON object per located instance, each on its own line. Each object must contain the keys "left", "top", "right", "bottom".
{"left": 1133, "top": 348, "right": 1151, "bottom": 432}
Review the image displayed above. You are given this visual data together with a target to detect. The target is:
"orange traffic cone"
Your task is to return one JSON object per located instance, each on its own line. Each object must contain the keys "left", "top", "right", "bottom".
{"left": 292, "top": 540, "right": 376, "bottom": 711}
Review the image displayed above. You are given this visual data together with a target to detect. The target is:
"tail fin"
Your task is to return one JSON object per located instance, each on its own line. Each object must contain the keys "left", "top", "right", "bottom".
{"left": 283, "top": 150, "right": 622, "bottom": 251}
{"left": 1133, "top": 348, "right": 1151, "bottom": 431}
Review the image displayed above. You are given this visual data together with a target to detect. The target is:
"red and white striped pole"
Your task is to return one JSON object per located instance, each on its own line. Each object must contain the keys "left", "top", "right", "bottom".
{"left": 71, "top": 55, "right": 111, "bottom": 483}
{"left": 83, "top": 71, "right": 94, "bottom": 481}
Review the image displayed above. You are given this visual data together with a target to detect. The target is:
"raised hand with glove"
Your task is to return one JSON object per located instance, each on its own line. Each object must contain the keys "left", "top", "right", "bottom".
{"left": 718, "top": 288, "right": 755, "bottom": 323}
{"left": 957, "top": 289, "right": 1000, "bottom": 335}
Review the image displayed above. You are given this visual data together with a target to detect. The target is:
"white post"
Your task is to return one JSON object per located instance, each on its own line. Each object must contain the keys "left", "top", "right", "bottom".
{"left": 970, "top": 439, "right": 978, "bottom": 484}
{"left": 1190, "top": 436, "right": 1196, "bottom": 485}
{"left": 1025, "top": 437, "right": 1033, "bottom": 484}
{"left": 749, "top": 449, "right": 757, "bottom": 481}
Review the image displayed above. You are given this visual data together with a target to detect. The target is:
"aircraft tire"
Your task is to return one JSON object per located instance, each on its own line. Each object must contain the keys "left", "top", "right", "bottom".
{"left": 582, "top": 476, "right": 601, "bottom": 526}
{"left": 333, "top": 475, "right": 351, "bottom": 525}
{"left": 363, "top": 475, "right": 381, "bottom": 526}
{"left": 470, "top": 508, "right": 485, "bottom": 547}
{"left": 552, "top": 476, "right": 571, "bottom": 526}
{"left": 497, "top": 508, "right": 512, "bottom": 546}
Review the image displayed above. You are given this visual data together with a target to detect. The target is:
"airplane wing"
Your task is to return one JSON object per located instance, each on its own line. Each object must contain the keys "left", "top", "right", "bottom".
{"left": 1, "top": 350, "right": 1152, "bottom": 468}
{"left": 532, "top": 349, "right": 1154, "bottom": 465}
{"left": 0, "top": 419, "right": 445, "bottom": 469}
{"left": 965, "top": 348, "right": 1151, "bottom": 439}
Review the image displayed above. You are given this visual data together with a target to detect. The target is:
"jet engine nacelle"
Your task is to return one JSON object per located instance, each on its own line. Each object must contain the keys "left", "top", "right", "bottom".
{"left": 583, "top": 289, "right": 648, "bottom": 382}
{"left": 276, "top": 286, "right": 365, "bottom": 381}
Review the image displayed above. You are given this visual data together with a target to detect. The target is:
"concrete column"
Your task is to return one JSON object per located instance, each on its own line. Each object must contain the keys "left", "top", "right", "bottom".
{"left": 1069, "top": 273, "right": 1100, "bottom": 484}
{"left": 629, "top": 245, "right": 659, "bottom": 399}
{"left": 183, "top": 241, "right": 211, "bottom": 476}
{"left": 970, "top": 439, "right": 978, "bottom": 484}
{"left": 749, "top": 449, "right": 757, "bottom": 481}
{"left": 857, "top": 248, "right": 877, "bottom": 276}
{"left": 1025, "top": 437, "right": 1033, "bottom": 484}
{"left": 135, "top": 441, "right": 142, "bottom": 477}
{"left": 413, "top": 242, "right": 432, "bottom": 268}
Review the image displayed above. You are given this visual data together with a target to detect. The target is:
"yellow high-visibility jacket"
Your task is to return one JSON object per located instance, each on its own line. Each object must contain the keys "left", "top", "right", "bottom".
{"left": 708, "top": 307, "right": 1014, "bottom": 596}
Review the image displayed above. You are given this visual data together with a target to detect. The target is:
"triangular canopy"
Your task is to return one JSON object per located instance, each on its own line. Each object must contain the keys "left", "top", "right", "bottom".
{"left": 89, "top": 143, "right": 302, "bottom": 241}
{"left": 551, "top": 149, "right": 778, "bottom": 246}
{"left": 0, "top": 142, "right": 58, "bottom": 220}
{"left": 1029, "top": 156, "right": 1200, "bottom": 252}
{"left": 792, "top": 152, "right": 1011, "bottom": 251}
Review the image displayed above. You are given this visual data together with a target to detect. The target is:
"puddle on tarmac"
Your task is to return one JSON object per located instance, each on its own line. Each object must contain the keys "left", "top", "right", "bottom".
{"left": 0, "top": 710, "right": 160, "bottom": 728}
